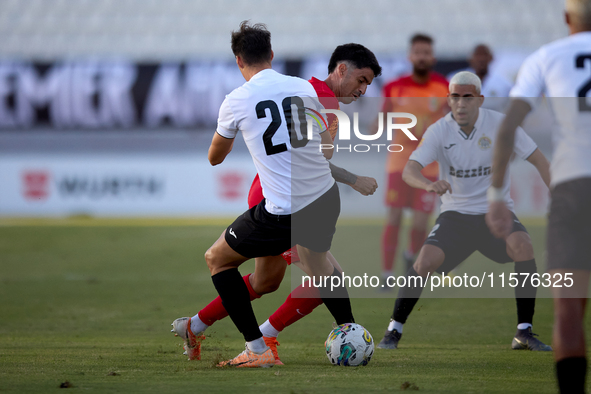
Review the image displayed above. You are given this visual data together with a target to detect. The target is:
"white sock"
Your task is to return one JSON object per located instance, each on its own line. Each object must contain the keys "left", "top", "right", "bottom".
{"left": 387, "top": 320, "right": 403, "bottom": 333}
{"left": 246, "top": 337, "right": 267, "bottom": 354}
{"left": 517, "top": 323, "right": 532, "bottom": 330}
{"left": 382, "top": 271, "right": 393, "bottom": 280}
{"left": 190, "top": 314, "right": 209, "bottom": 334}
{"left": 259, "top": 319, "right": 280, "bottom": 338}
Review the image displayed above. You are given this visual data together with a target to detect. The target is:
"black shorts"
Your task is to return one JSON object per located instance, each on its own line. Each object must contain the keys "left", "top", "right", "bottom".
{"left": 292, "top": 182, "right": 340, "bottom": 253}
{"left": 225, "top": 183, "right": 340, "bottom": 258}
{"left": 424, "top": 210, "right": 528, "bottom": 273}
{"left": 547, "top": 178, "right": 591, "bottom": 271}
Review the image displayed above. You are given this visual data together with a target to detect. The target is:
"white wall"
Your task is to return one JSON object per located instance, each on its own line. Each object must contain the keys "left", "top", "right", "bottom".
{"left": 0, "top": 154, "right": 256, "bottom": 217}
{"left": 0, "top": 152, "right": 548, "bottom": 218}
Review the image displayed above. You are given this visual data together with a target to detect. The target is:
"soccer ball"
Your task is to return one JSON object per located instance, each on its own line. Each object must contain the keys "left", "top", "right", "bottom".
{"left": 325, "top": 323, "right": 374, "bottom": 366}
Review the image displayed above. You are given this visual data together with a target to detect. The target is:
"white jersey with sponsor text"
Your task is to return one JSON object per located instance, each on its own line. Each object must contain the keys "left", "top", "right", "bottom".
{"left": 410, "top": 108, "right": 537, "bottom": 214}
{"left": 510, "top": 31, "right": 591, "bottom": 187}
{"left": 216, "top": 69, "right": 334, "bottom": 214}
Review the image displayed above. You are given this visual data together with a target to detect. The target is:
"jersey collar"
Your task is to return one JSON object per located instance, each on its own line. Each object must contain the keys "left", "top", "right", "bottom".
{"left": 446, "top": 108, "right": 483, "bottom": 140}
{"left": 250, "top": 68, "right": 276, "bottom": 82}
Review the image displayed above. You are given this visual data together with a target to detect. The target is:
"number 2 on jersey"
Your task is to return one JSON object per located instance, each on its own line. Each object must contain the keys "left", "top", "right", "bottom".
{"left": 576, "top": 54, "right": 591, "bottom": 112}
{"left": 256, "top": 96, "right": 310, "bottom": 156}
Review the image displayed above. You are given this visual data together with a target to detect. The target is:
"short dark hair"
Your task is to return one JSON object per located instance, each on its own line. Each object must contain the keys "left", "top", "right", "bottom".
{"left": 410, "top": 33, "right": 433, "bottom": 46}
{"left": 231, "top": 21, "right": 272, "bottom": 66}
{"left": 327, "top": 43, "right": 382, "bottom": 78}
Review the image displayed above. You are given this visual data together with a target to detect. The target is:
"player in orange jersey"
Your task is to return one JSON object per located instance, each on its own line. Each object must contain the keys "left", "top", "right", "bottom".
{"left": 379, "top": 34, "right": 449, "bottom": 284}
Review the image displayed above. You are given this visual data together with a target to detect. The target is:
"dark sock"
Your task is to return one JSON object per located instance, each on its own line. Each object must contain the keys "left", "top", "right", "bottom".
{"left": 319, "top": 267, "right": 354, "bottom": 325}
{"left": 211, "top": 268, "right": 262, "bottom": 342}
{"left": 392, "top": 266, "right": 425, "bottom": 324}
{"left": 514, "top": 259, "right": 537, "bottom": 325}
{"left": 556, "top": 357, "right": 587, "bottom": 394}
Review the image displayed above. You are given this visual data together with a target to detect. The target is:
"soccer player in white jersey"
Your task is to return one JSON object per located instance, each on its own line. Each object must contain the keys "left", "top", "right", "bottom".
{"left": 171, "top": 44, "right": 382, "bottom": 365}
{"left": 487, "top": 1, "right": 591, "bottom": 391}
{"left": 376, "top": 71, "right": 552, "bottom": 352}
{"left": 177, "top": 22, "right": 354, "bottom": 368}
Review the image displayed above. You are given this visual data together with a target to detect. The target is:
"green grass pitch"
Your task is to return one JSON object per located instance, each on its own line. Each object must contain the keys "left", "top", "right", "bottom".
{"left": 1, "top": 219, "right": 589, "bottom": 393}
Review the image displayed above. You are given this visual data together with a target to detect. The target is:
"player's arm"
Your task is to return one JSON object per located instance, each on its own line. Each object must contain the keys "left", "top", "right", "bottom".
{"left": 208, "top": 133, "right": 235, "bottom": 166}
{"left": 488, "top": 49, "right": 544, "bottom": 238}
{"left": 402, "top": 160, "right": 452, "bottom": 196}
{"left": 320, "top": 129, "right": 334, "bottom": 159}
{"left": 526, "top": 148, "right": 551, "bottom": 188}
{"left": 487, "top": 99, "right": 532, "bottom": 238}
{"left": 328, "top": 162, "right": 378, "bottom": 196}
{"left": 403, "top": 124, "right": 449, "bottom": 195}
{"left": 211, "top": 97, "right": 238, "bottom": 166}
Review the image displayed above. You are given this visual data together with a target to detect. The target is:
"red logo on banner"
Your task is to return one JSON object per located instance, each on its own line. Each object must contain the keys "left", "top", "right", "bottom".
{"left": 22, "top": 170, "right": 50, "bottom": 200}
{"left": 218, "top": 172, "right": 245, "bottom": 200}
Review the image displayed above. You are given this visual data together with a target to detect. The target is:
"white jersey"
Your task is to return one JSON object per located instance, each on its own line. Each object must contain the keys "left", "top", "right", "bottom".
{"left": 447, "top": 68, "right": 513, "bottom": 111}
{"left": 410, "top": 108, "right": 537, "bottom": 214}
{"left": 216, "top": 69, "right": 334, "bottom": 215}
{"left": 510, "top": 31, "right": 591, "bottom": 187}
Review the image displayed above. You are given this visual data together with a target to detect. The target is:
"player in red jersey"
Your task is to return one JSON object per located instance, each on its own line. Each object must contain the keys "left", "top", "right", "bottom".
{"left": 379, "top": 34, "right": 449, "bottom": 284}
{"left": 172, "top": 44, "right": 382, "bottom": 364}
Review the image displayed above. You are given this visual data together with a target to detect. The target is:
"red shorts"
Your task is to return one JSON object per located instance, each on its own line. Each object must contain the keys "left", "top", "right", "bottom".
{"left": 248, "top": 174, "right": 296, "bottom": 265}
{"left": 385, "top": 172, "right": 437, "bottom": 213}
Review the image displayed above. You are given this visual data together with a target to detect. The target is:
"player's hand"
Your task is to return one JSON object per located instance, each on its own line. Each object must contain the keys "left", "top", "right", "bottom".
{"left": 485, "top": 201, "right": 513, "bottom": 239}
{"left": 351, "top": 176, "right": 378, "bottom": 196}
{"left": 426, "top": 180, "right": 452, "bottom": 196}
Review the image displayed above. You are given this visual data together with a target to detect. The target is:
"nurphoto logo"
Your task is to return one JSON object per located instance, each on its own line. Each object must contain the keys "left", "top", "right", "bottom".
{"left": 311, "top": 110, "right": 418, "bottom": 153}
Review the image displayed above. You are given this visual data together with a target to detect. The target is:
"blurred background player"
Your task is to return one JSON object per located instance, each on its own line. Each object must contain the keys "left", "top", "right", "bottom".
{"left": 378, "top": 72, "right": 551, "bottom": 352}
{"left": 173, "top": 43, "right": 382, "bottom": 365}
{"left": 487, "top": 0, "right": 591, "bottom": 391}
{"left": 378, "top": 34, "right": 448, "bottom": 285}
{"left": 447, "top": 44, "right": 513, "bottom": 111}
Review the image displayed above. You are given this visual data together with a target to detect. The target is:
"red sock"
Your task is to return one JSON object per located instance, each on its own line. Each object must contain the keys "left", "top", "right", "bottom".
{"left": 268, "top": 284, "right": 323, "bottom": 332}
{"left": 382, "top": 224, "right": 399, "bottom": 272}
{"left": 198, "top": 273, "right": 261, "bottom": 326}
{"left": 410, "top": 229, "right": 427, "bottom": 255}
